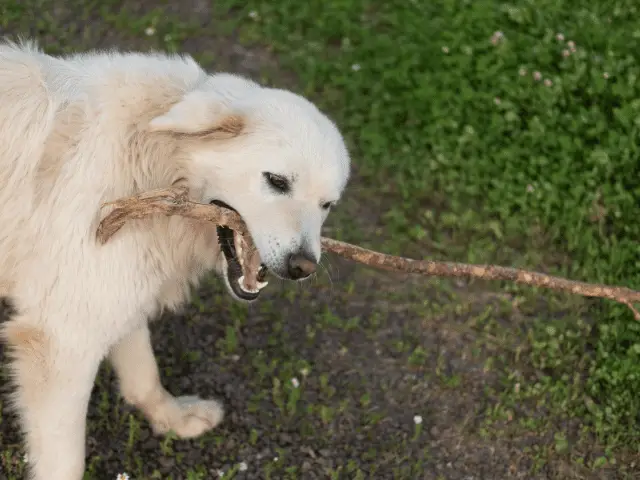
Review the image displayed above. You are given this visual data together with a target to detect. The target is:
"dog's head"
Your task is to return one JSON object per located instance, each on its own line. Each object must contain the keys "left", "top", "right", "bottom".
{"left": 148, "top": 74, "right": 350, "bottom": 302}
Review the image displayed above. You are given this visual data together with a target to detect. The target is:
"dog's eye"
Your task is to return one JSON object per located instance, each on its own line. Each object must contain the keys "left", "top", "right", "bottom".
{"left": 264, "top": 173, "right": 290, "bottom": 193}
{"left": 321, "top": 202, "right": 333, "bottom": 210}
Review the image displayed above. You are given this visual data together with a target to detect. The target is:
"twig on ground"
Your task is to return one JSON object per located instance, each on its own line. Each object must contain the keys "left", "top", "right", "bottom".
{"left": 97, "top": 186, "right": 640, "bottom": 320}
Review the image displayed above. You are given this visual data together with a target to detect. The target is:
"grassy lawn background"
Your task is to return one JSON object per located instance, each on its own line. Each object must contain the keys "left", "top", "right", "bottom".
{"left": 228, "top": 0, "right": 640, "bottom": 454}
{"left": 0, "top": 0, "right": 639, "bottom": 478}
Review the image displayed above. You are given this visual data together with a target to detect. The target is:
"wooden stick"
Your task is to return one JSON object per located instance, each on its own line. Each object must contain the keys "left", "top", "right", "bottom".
{"left": 96, "top": 186, "right": 640, "bottom": 320}
{"left": 320, "top": 238, "right": 640, "bottom": 319}
{"left": 96, "top": 185, "right": 249, "bottom": 240}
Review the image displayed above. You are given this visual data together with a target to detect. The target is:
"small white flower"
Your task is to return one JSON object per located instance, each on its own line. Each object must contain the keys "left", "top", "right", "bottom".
{"left": 603, "top": 72, "right": 610, "bottom": 79}
{"left": 442, "top": 46, "right": 449, "bottom": 54}
{"left": 519, "top": 67, "right": 527, "bottom": 76}
{"left": 144, "top": 26, "right": 155, "bottom": 36}
{"left": 351, "top": 64, "right": 361, "bottom": 72}
{"left": 274, "top": 456, "right": 279, "bottom": 462}
{"left": 248, "top": 10, "right": 258, "bottom": 19}
{"left": 567, "top": 40, "right": 575, "bottom": 49}
{"left": 300, "top": 367, "right": 310, "bottom": 377}
{"left": 116, "top": 474, "right": 130, "bottom": 480}
{"left": 533, "top": 71, "right": 542, "bottom": 81}
{"left": 494, "top": 97, "right": 501, "bottom": 105}
{"left": 217, "top": 470, "right": 225, "bottom": 478}
{"left": 291, "top": 377, "right": 300, "bottom": 388}
{"left": 238, "top": 461, "right": 248, "bottom": 472}
{"left": 526, "top": 184, "right": 535, "bottom": 193}
{"left": 544, "top": 78, "right": 553, "bottom": 87}
{"left": 556, "top": 33, "right": 565, "bottom": 41}
{"left": 562, "top": 49, "right": 570, "bottom": 57}
{"left": 490, "top": 31, "right": 504, "bottom": 45}
{"left": 23, "top": 454, "right": 28, "bottom": 463}
{"left": 413, "top": 415, "right": 423, "bottom": 425}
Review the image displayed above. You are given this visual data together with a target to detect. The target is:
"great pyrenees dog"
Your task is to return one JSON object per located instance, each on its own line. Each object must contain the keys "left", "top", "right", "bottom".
{"left": 0, "top": 40, "right": 350, "bottom": 479}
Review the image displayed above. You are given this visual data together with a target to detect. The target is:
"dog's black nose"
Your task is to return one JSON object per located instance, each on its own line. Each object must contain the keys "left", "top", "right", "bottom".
{"left": 287, "top": 252, "right": 317, "bottom": 279}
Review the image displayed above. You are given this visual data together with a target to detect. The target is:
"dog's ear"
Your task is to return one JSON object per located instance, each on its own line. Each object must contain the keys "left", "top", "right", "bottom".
{"left": 148, "top": 90, "right": 246, "bottom": 139}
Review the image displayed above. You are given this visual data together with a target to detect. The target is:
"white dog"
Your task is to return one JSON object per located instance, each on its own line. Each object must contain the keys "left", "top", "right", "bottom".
{"left": 0, "top": 40, "right": 350, "bottom": 479}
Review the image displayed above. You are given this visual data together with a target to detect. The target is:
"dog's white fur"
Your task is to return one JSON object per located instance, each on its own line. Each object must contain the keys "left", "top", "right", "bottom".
{"left": 0, "top": 40, "right": 350, "bottom": 479}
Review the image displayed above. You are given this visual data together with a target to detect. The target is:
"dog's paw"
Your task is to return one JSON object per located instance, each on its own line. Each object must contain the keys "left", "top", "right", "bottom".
{"left": 150, "top": 395, "right": 224, "bottom": 439}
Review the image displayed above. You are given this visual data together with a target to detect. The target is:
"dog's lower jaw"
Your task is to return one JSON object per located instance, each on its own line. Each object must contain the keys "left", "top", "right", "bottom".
{"left": 222, "top": 272, "right": 259, "bottom": 303}
{"left": 217, "top": 255, "right": 262, "bottom": 304}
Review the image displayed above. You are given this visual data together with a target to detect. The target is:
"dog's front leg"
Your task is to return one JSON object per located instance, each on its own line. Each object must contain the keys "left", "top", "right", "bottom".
{"left": 109, "top": 323, "right": 224, "bottom": 438}
{"left": 1, "top": 317, "right": 101, "bottom": 480}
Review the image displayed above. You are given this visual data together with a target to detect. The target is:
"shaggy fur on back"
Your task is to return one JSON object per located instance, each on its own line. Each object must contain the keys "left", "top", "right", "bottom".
{"left": 0, "top": 39, "right": 350, "bottom": 480}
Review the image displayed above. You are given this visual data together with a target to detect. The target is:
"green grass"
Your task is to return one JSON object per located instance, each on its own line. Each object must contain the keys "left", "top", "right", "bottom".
{"left": 0, "top": 0, "right": 639, "bottom": 478}
{"left": 221, "top": 0, "right": 640, "bottom": 449}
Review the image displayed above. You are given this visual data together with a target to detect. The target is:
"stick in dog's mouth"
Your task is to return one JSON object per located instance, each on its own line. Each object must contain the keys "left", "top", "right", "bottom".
{"left": 210, "top": 200, "right": 268, "bottom": 300}
{"left": 97, "top": 186, "right": 640, "bottom": 320}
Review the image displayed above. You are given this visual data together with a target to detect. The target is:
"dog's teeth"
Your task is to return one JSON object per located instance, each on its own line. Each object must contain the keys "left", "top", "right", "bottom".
{"left": 237, "top": 276, "right": 259, "bottom": 294}
{"left": 257, "top": 281, "right": 269, "bottom": 290}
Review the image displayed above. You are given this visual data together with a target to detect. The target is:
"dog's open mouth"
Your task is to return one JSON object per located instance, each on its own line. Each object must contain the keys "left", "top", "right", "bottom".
{"left": 211, "top": 200, "right": 268, "bottom": 301}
